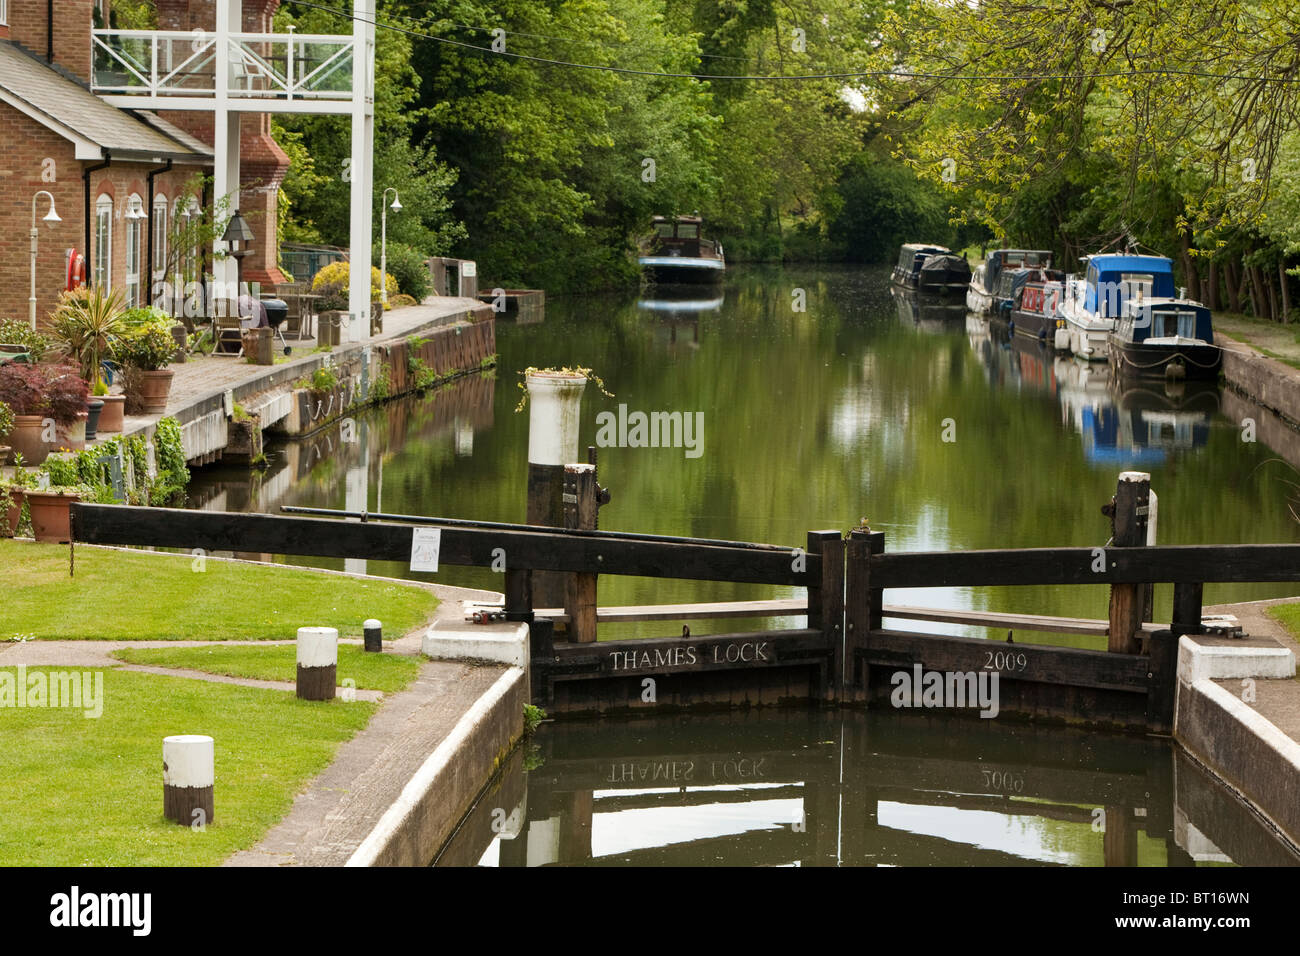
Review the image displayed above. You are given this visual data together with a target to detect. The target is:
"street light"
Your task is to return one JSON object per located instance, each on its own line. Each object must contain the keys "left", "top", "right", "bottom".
{"left": 380, "top": 188, "right": 401, "bottom": 308}
{"left": 29, "top": 190, "right": 61, "bottom": 330}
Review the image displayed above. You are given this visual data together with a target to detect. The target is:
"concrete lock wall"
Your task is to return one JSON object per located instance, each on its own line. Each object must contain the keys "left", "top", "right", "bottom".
{"left": 1174, "top": 637, "right": 1300, "bottom": 848}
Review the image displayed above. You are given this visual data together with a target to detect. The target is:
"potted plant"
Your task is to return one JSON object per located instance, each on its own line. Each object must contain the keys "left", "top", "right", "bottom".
{"left": 50, "top": 286, "right": 126, "bottom": 441}
{"left": 116, "top": 311, "right": 182, "bottom": 414}
{"left": 25, "top": 484, "right": 83, "bottom": 543}
{"left": 0, "top": 363, "right": 90, "bottom": 464}
{"left": 0, "top": 399, "right": 13, "bottom": 465}
{"left": 1, "top": 453, "right": 37, "bottom": 537}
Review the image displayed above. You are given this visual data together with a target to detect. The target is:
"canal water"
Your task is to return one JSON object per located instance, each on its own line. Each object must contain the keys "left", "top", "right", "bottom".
{"left": 434, "top": 709, "right": 1298, "bottom": 867}
{"left": 188, "top": 265, "right": 1300, "bottom": 866}
{"left": 191, "top": 263, "right": 1300, "bottom": 641}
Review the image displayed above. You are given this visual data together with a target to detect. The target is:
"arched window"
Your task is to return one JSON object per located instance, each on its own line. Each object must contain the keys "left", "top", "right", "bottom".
{"left": 94, "top": 195, "right": 113, "bottom": 290}
{"left": 125, "top": 193, "right": 145, "bottom": 306}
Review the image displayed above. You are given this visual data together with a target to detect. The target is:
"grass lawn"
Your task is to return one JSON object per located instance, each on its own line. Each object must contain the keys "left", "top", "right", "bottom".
{"left": 1, "top": 540, "right": 438, "bottom": 641}
{"left": 1267, "top": 603, "right": 1300, "bottom": 646}
{"left": 0, "top": 668, "right": 375, "bottom": 865}
{"left": 112, "top": 644, "right": 421, "bottom": 694}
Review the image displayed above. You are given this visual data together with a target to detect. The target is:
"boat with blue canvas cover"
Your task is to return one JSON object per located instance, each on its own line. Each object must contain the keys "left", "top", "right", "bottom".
{"left": 1059, "top": 253, "right": 1210, "bottom": 364}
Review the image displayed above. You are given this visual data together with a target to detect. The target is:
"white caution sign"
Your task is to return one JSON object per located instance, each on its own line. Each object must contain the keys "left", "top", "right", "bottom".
{"left": 410, "top": 527, "right": 442, "bottom": 573}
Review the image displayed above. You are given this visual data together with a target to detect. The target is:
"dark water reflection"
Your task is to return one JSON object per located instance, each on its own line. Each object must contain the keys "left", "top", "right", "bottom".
{"left": 436, "top": 710, "right": 1299, "bottom": 867}
{"left": 189, "top": 265, "right": 1300, "bottom": 641}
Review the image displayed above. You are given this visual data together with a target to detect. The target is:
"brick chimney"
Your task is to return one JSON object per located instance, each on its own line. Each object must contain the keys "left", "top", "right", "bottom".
{"left": 6, "top": 0, "right": 98, "bottom": 83}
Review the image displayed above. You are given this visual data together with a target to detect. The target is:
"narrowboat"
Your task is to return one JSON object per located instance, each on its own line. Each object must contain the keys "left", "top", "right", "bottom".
{"left": 966, "top": 249, "right": 1053, "bottom": 314}
{"left": 1059, "top": 253, "right": 1183, "bottom": 362}
{"left": 891, "top": 243, "right": 972, "bottom": 294}
{"left": 1109, "top": 294, "right": 1222, "bottom": 381}
{"left": 1005, "top": 268, "right": 1067, "bottom": 345}
{"left": 638, "top": 215, "right": 725, "bottom": 283}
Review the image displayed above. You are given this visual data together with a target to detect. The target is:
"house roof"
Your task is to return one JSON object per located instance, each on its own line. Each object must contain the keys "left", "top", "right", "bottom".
{"left": 0, "top": 40, "right": 211, "bottom": 163}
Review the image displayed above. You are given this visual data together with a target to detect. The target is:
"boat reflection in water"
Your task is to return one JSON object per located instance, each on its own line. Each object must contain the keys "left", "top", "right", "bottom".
{"left": 967, "top": 314, "right": 1219, "bottom": 466}
{"left": 892, "top": 284, "right": 967, "bottom": 333}
{"left": 435, "top": 711, "right": 1297, "bottom": 867}
{"left": 636, "top": 284, "right": 725, "bottom": 349}
{"left": 1056, "top": 357, "right": 1218, "bottom": 467}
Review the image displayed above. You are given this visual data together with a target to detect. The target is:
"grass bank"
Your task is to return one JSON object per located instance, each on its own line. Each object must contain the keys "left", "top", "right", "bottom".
{"left": 0, "top": 668, "right": 374, "bottom": 865}
{"left": 1, "top": 541, "right": 437, "bottom": 642}
{"left": 113, "top": 644, "right": 420, "bottom": 694}
{"left": 1213, "top": 311, "right": 1300, "bottom": 369}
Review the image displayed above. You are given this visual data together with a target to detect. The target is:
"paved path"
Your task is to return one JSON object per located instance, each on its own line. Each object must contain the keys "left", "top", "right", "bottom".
{"left": 1206, "top": 597, "right": 1300, "bottom": 741}
{"left": 1215, "top": 313, "right": 1300, "bottom": 364}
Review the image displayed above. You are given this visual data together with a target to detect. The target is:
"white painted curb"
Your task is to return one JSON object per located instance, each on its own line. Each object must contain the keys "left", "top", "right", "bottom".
{"left": 345, "top": 667, "right": 524, "bottom": 867}
{"left": 422, "top": 621, "right": 529, "bottom": 667}
{"left": 1177, "top": 635, "right": 1295, "bottom": 682}
{"left": 1188, "top": 677, "right": 1300, "bottom": 777}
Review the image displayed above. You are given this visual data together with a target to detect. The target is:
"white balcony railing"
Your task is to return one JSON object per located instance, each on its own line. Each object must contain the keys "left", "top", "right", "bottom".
{"left": 91, "top": 29, "right": 355, "bottom": 103}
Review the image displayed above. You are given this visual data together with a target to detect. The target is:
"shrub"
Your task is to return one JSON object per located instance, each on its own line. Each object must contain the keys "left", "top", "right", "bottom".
{"left": 0, "top": 318, "right": 57, "bottom": 362}
{"left": 311, "top": 261, "right": 397, "bottom": 302}
{"left": 384, "top": 243, "right": 430, "bottom": 302}
{"left": 0, "top": 363, "right": 89, "bottom": 426}
{"left": 0, "top": 400, "right": 13, "bottom": 440}
{"left": 122, "top": 305, "right": 171, "bottom": 328}
{"left": 114, "top": 316, "right": 180, "bottom": 371}
{"left": 48, "top": 286, "right": 127, "bottom": 387}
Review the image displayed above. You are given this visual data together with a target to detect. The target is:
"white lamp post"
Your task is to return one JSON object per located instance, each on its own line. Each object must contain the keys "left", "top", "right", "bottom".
{"left": 29, "top": 190, "right": 62, "bottom": 330}
{"left": 380, "top": 187, "right": 401, "bottom": 308}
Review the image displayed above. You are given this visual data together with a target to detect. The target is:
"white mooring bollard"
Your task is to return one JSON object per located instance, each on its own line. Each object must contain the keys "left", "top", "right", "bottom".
{"left": 297, "top": 626, "right": 339, "bottom": 700}
{"left": 163, "top": 734, "right": 214, "bottom": 827}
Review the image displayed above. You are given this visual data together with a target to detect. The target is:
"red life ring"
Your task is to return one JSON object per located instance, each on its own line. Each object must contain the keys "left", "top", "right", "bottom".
{"left": 65, "top": 249, "right": 87, "bottom": 291}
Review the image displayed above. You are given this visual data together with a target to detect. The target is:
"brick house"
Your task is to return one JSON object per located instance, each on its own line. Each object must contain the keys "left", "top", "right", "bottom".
{"left": 0, "top": 0, "right": 290, "bottom": 327}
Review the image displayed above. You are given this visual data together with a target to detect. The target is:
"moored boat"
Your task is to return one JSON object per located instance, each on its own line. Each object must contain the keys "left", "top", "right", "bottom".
{"left": 1006, "top": 268, "right": 1066, "bottom": 345}
{"left": 638, "top": 215, "right": 725, "bottom": 284}
{"left": 967, "top": 249, "right": 1053, "bottom": 314}
{"left": 1060, "top": 254, "right": 1180, "bottom": 362}
{"left": 891, "top": 243, "right": 971, "bottom": 295}
{"left": 1108, "top": 294, "right": 1222, "bottom": 381}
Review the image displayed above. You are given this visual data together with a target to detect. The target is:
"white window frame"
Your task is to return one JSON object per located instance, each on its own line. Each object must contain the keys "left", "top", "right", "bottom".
{"left": 125, "top": 194, "right": 144, "bottom": 307}
{"left": 152, "top": 195, "right": 169, "bottom": 278}
{"left": 94, "top": 195, "right": 113, "bottom": 290}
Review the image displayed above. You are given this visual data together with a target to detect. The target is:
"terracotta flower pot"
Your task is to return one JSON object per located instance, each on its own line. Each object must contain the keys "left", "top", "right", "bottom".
{"left": 9, "top": 414, "right": 54, "bottom": 465}
{"left": 56, "top": 411, "right": 89, "bottom": 452}
{"left": 26, "top": 490, "right": 79, "bottom": 543}
{"left": 97, "top": 394, "right": 126, "bottom": 433}
{"left": 127, "top": 369, "right": 175, "bottom": 415}
{"left": 3, "top": 488, "right": 22, "bottom": 536}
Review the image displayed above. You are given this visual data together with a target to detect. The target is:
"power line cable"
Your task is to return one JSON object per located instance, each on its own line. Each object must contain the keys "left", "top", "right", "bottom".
{"left": 285, "top": 0, "right": 1300, "bottom": 85}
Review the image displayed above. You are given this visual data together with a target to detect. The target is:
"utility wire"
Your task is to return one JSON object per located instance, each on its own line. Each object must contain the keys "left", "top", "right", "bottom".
{"left": 286, "top": 0, "right": 1300, "bottom": 85}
